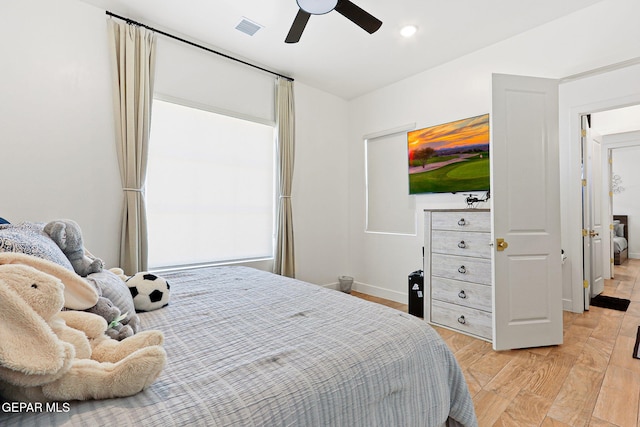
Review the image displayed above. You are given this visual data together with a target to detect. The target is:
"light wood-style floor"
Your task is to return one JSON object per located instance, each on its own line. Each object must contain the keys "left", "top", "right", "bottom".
{"left": 352, "top": 258, "right": 640, "bottom": 427}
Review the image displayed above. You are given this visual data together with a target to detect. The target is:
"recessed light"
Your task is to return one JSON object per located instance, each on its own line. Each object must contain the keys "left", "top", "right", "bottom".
{"left": 400, "top": 25, "right": 417, "bottom": 38}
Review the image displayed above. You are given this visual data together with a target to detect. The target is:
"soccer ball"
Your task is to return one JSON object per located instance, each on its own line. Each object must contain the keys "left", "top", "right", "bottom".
{"left": 126, "top": 272, "right": 171, "bottom": 312}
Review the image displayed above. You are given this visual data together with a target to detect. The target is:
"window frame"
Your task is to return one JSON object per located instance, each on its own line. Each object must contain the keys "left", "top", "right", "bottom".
{"left": 145, "top": 94, "right": 278, "bottom": 270}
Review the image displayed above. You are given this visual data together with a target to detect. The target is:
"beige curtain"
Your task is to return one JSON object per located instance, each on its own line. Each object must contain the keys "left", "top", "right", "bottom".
{"left": 274, "top": 78, "right": 296, "bottom": 277}
{"left": 107, "top": 19, "right": 157, "bottom": 275}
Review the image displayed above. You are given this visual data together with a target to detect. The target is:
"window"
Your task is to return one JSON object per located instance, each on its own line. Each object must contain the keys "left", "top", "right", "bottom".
{"left": 146, "top": 99, "right": 275, "bottom": 269}
{"left": 365, "top": 130, "right": 416, "bottom": 235}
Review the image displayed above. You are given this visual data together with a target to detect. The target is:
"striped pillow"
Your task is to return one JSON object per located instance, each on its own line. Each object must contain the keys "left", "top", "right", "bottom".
{"left": 0, "top": 222, "right": 74, "bottom": 270}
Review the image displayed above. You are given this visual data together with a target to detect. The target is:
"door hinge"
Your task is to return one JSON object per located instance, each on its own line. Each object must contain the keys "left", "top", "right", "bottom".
{"left": 610, "top": 224, "right": 615, "bottom": 230}
{"left": 582, "top": 229, "right": 588, "bottom": 237}
{"left": 581, "top": 129, "right": 587, "bottom": 137}
{"left": 609, "top": 191, "right": 614, "bottom": 197}
{"left": 583, "top": 280, "right": 589, "bottom": 289}
{"left": 582, "top": 179, "right": 587, "bottom": 187}
{"left": 611, "top": 258, "right": 615, "bottom": 264}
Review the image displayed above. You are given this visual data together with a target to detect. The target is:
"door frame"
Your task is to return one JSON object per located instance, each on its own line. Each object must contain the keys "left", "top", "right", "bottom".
{"left": 603, "top": 132, "right": 640, "bottom": 277}
{"left": 560, "top": 63, "right": 640, "bottom": 313}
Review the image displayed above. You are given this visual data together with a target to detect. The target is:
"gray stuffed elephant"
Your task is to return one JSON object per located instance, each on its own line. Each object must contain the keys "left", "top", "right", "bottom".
{"left": 85, "top": 270, "right": 141, "bottom": 340}
{"left": 85, "top": 296, "right": 134, "bottom": 341}
{"left": 44, "top": 219, "right": 103, "bottom": 277}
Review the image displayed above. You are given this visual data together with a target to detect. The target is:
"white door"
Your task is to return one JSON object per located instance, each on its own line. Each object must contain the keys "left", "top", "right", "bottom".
{"left": 608, "top": 149, "right": 615, "bottom": 279}
{"left": 582, "top": 117, "right": 604, "bottom": 300}
{"left": 491, "top": 74, "right": 563, "bottom": 351}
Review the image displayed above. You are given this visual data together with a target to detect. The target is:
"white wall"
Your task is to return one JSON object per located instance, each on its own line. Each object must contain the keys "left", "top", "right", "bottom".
{"left": 0, "top": 0, "right": 350, "bottom": 286}
{"left": 347, "top": 0, "right": 640, "bottom": 307}
{"left": 0, "top": 0, "right": 121, "bottom": 266}
{"left": 292, "top": 83, "right": 350, "bottom": 286}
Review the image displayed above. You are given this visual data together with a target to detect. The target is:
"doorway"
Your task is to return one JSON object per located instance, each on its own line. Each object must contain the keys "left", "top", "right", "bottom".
{"left": 583, "top": 104, "right": 640, "bottom": 309}
{"left": 605, "top": 135, "right": 640, "bottom": 273}
{"left": 560, "top": 61, "right": 640, "bottom": 314}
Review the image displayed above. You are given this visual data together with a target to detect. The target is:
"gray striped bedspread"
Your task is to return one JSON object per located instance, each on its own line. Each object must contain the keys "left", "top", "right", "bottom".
{"left": 3, "top": 266, "right": 477, "bottom": 426}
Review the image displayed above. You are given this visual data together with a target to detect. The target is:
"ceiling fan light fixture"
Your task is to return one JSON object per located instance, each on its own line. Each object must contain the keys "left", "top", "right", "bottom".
{"left": 286, "top": 0, "right": 382, "bottom": 43}
{"left": 400, "top": 25, "right": 418, "bottom": 38}
{"left": 296, "top": 0, "right": 338, "bottom": 15}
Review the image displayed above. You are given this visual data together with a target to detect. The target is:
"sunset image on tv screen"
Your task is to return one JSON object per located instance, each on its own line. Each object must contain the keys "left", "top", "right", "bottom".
{"left": 407, "top": 113, "right": 490, "bottom": 194}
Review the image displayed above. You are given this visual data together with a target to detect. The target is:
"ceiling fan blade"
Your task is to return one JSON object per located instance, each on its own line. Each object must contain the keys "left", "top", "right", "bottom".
{"left": 334, "top": 0, "right": 382, "bottom": 34}
{"left": 285, "top": 9, "right": 311, "bottom": 43}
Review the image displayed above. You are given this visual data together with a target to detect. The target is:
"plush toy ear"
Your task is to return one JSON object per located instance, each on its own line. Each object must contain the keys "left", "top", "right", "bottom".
{"left": 0, "top": 252, "right": 98, "bottom": 309}
{"left": 0, "top": 283, "right": 67, "bottom": 375}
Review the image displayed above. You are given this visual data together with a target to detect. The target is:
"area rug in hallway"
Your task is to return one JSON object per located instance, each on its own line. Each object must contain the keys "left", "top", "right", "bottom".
{"left": 590, "top": 295, "right": 630, "bottom": 312}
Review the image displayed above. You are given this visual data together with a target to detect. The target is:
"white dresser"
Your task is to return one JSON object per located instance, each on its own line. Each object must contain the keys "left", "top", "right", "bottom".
{"left": 424, "top": 209, "right": 492, "bottom": 341}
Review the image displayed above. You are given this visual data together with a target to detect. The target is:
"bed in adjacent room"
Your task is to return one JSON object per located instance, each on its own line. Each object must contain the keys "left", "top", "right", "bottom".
{"left": 613, "top": 215, "right": 629, "bottom": 265}
{"left": 2, "top": 264, "right": 477, "bottom": 427}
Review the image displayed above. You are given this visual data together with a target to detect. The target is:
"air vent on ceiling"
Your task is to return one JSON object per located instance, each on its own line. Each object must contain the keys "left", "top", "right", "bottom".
{"left": 235, "top": 18, "right": 263, "bottom": 36}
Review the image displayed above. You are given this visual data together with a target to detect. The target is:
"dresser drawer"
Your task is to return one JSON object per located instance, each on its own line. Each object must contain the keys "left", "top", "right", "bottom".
{"left": 431, "top": 300, "right": 492, "bottom": 340}
{"left": 431, "top": 230, "right": 492, "bottom": 258}
{"left": 431, "top": 253, "right": 491, "bottom": 285}
{"left": 431, "top": 211, "right": 490, "bottom": 233}
{"left": 431, "top": 277, "right": 492, "bottom": 312}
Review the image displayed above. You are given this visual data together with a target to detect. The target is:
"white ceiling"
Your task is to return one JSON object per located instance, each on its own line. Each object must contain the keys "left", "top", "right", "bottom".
{"left": 79, "top": 0, "right": 606, "bottom": 100}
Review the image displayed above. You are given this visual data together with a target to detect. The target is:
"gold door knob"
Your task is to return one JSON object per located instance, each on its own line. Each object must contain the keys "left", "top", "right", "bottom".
{"left": 496, "top": 238, "right": 509, "bottom": 251}
{"left": 589, "top": 230, "right": 599, "bottom": 237}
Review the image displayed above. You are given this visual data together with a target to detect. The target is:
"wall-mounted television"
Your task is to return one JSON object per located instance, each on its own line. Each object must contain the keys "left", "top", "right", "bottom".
{"left": 407, "top": 113, "right": 490, "bottom": 194}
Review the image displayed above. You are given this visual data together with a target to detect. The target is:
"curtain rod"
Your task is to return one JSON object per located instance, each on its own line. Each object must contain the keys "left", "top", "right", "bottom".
{"left": 106, "top": 11, "right": 294, "bottom": 82}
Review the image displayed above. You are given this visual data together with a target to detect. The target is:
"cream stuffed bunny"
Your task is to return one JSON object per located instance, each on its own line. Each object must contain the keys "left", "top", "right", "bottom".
{"left": 0, "top": 252, "right": 166, "bottom": 402}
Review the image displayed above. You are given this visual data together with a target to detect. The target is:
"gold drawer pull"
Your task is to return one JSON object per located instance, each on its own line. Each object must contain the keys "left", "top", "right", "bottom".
{"left": 458, "top": 241, "right": 466, "bottom": 249}
{"left": 457, "top": 315, "right": 466, "bottom": 325}
{"left": 458, "top": 266, "right": 467, "bottom": 274}
{"left": 458, "top": 290, "right": 467, "bottom": 299}
{"left": 458, "top": 218, "right": 467, "bottom": 226}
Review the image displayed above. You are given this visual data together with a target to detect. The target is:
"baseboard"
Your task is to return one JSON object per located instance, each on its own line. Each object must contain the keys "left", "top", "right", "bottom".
{"left": 322, "top": 281, "right": 406, "bottom": 303}
{"left": 351, "top": 281, "right": 407, "bottom": 304}
{"left": 563, "top": 298, "right": 580, "bottom": 313}
{"left": 331, "top": 285, "right": 585, "bottom": 313}
{"left": 322, "top": 282, "right": 340, "bottom": 291}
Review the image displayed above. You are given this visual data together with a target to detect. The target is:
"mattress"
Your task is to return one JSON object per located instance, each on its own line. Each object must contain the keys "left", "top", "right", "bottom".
{"left": 2, "top": 266, "right": 477, "bottom": 426}
{"left": 614, "top": 236, "right": 628, "bottom": 253}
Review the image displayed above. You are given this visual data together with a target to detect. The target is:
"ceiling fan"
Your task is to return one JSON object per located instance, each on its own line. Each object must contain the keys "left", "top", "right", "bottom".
{"left": 285, "top": 0, "right": 382, "bottom": 44}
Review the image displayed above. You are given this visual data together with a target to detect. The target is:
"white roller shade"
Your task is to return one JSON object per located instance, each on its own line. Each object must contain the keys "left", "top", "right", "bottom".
{"left": 154, "top": 37, "right": 276, "bottom": 124}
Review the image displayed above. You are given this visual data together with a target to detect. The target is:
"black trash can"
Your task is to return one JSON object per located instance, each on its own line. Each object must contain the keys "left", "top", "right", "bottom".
{"left": 408, "top": 270, "right": 424, "bottom": 318}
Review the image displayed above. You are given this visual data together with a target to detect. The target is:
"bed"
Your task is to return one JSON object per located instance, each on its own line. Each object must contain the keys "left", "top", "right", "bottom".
{"left": 2, "top": 265, "right": 477, "bottom": 427}
{"left": 613, "top": 215, "right": 628, "bottom": 265}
